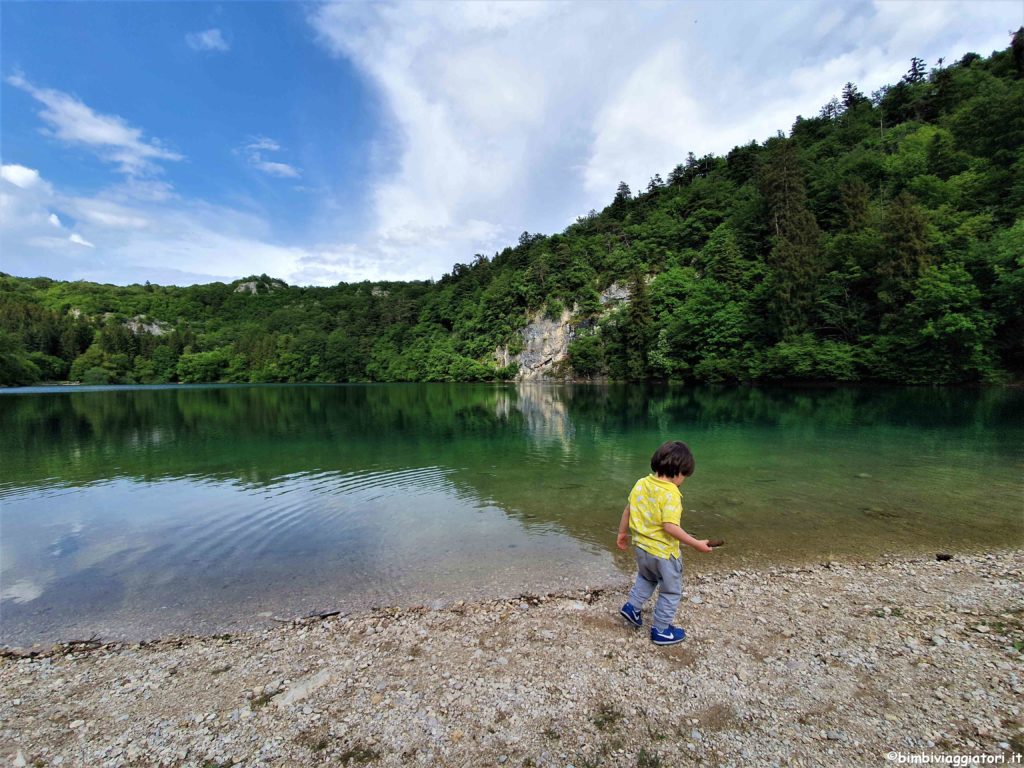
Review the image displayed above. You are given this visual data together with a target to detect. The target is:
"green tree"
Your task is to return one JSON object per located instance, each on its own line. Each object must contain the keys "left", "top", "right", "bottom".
{"left": 878, "top": 192, "right": 931, "bottom": 306}
{"left": 875, "top": 263, "right": 997, "bottom": 382}
{"left": 0, "top": 331, "right": 41, "bottom": 385}
{"left": 759, "top": 138, "right": 824, "bottom": 335}
{"left": 568, "top": 333, "right": 606, "bottom": 377}
{"left": 624, "top": 271, "right": 652, "bottom": 379}
{"left": 176, "top": 349, "right": 232, "bottom": 383}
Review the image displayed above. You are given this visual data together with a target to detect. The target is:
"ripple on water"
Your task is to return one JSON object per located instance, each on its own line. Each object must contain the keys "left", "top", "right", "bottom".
{"left": 153, "top": 466, "right": 455, "bottom": 564}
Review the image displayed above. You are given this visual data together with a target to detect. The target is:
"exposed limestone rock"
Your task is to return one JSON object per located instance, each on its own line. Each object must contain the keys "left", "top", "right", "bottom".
{"left": 125, "top": 315, "right": 171, "bottom": 336}
{"left": 599, "top": 282, "right": 631, "bottom": 305}
{"left": 233, "top": 279, "right": 287, "bottom": 295}
{"left": 496, "top": 286, "right": 630, "bottom": 380}
{"left": 496, "top": 309, "right": 575, "bottom": 381}
{"left": 496, "top": 283, "right": 629, "bottom": 380}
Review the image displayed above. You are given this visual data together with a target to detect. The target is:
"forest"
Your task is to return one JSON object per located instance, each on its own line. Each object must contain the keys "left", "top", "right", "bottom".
{"left": 1, "top": 35, "right": 1022, "bottom": 387}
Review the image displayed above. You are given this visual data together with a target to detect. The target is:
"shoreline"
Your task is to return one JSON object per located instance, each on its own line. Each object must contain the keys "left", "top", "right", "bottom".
{"left": 2, "top": 550, "right": 1022, "bottom": 767}
{"left": 5, "top": 544, "right": 1020, "bottom": 652}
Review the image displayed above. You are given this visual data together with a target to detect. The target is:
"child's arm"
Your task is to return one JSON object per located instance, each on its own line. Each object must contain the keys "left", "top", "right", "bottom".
{"left": 662, "top": 522, "right": 713, "bottom": 553}
{"left": 615, "top": 504, "right": 630, "bottom": 550}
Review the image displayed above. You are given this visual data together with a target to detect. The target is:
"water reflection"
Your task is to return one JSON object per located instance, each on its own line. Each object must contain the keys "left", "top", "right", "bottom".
{"left": 1, "top": 383, "right": 1021, "bottom": 644}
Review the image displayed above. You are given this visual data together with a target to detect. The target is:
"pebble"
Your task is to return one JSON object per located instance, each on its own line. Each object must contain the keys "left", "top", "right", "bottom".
{"left": 2, "top": 550, "right": 1019, "bottom": 768}
{"left": 275, "top": 670, "right": 332, "bottom": 707}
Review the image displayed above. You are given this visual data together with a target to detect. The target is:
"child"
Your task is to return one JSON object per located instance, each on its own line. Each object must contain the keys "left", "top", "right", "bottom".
{"left": 616, "top": 440, "right": 711, "bottom": 645}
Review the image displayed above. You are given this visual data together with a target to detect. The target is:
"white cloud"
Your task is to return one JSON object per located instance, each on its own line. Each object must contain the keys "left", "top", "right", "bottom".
{"left": 242, "top": 136, "right": 301, "bottom": 178}
{"left": 250, "top": 159, "right": 301, "bottom": 179}
{"left": 7, "top": 74, "right": 183, "bottom": 175}
{"left": 69, "top": 199, "right": 150, "bottom": 229}
{"left": 107, "top": 179, "right": 176, "bottom": 203}
{"left": 0, "top": 163, "right": 55, "bottom": 234}
{"left": 246, "top": 137, "right": 280, "bottom": 152}
{"left": 3, "top": 2, "right": 1019, "bottom": 288}
{"left": 186, "top": 28, "right": 230, "bottom": 53}
{"left": 0, "top": 165, "right": 317, "bottom": 284}
{"left": 307, "top": 0, "right": 1022, "bottom": 282}
{"left": 1, "top": 164, "right": 42, "bottom": 189}
{"left": 48, "top": 213, "right": 62, "bottom": 228}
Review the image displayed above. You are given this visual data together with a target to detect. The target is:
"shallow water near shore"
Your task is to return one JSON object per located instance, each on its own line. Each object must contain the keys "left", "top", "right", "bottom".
{"left": 1, "top": 382, "right": 1022, "bottom": 645}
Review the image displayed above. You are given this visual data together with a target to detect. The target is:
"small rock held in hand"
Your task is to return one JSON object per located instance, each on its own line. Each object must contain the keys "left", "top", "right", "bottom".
{"left": 708, "top": 540, "right": 725, "bottom": 548}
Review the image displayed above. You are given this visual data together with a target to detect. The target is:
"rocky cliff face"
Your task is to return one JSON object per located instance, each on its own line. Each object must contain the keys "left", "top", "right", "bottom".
{"left": 495, "top": 283, "right": 632, "bottom": 381}
{"left": 233, "top": 279, "right": 287, "bottom": 295}
{"left": 125, "top": 315, "right": 171, "bottom": 336}
{"left": 495, "top": 308, "right": 575, "bottom": 381}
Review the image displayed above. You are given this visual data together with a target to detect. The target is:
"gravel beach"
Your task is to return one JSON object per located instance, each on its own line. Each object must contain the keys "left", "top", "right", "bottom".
{"left": 2, "top": 550, "right": 1022, "bottom": 768}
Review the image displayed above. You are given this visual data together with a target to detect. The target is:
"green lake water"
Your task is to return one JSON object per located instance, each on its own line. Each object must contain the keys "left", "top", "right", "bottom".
{"left": 1, "top": 383, "right": 1021, "bottom": 645}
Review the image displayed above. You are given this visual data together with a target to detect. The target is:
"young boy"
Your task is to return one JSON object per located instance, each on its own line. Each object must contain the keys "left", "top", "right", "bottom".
{"left": 616, "top": 440, "right": 711, "bottom": 645}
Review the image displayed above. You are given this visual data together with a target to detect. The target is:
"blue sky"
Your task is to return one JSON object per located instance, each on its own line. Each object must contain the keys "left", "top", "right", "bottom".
{"left": 1, "top": 1, "right": 1021, "bottom": 286}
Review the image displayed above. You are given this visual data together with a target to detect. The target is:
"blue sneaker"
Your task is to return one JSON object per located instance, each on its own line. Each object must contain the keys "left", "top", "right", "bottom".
{"left": 619, "top": 602, "right": 642, "bottom": 628}
{"left": 650, "top": 625, "right": 686, "bottom": 645}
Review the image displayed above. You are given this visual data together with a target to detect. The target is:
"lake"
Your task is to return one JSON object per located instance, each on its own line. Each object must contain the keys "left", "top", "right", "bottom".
{"left": 1, "top": 383, "right": 1021, "bottom": 645}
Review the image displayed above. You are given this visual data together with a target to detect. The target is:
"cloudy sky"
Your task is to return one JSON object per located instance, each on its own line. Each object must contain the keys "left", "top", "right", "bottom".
{"left": 1, "top": 1, "right": 1020, "bottom": 286}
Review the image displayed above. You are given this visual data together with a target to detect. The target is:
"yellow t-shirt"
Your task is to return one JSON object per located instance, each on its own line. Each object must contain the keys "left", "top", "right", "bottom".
{"left": 628, "top": 474, "right": 683, "bottom": 559}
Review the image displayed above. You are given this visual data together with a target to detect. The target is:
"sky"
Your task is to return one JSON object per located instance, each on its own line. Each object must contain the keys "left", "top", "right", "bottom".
{"left": 1, "top": 1, "right": 1021, "bottom": 287}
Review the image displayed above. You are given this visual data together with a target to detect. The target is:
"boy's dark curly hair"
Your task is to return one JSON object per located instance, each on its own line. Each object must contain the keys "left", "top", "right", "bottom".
{"left": 650, "top": 440, "right": 695, "bottom": 478}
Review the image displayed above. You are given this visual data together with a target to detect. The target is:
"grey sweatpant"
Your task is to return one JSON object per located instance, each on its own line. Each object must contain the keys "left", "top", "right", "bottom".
{"left": 627, "top": 547, "right": 683, "bottom": 629}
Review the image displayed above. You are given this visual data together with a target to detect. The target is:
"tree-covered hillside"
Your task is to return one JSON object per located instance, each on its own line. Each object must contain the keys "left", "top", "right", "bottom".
{"left": 2, "top": 36, "right": 1022, "bottom": 387}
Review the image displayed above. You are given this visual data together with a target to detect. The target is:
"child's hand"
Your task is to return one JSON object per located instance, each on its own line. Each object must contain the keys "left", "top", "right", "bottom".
{"left": 692, "top": 539, "right": 713, "bottom": 553}
{"left": 616, "top": 532, "right": 629, "bottom": 550}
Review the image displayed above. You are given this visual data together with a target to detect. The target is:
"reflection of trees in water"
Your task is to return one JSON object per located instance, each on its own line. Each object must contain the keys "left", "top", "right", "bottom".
{"left": 1, "top": 384, "right": 1021, "bottom": 492}
{"left": 556, "top": 384, "right": 1024, "bottom": 433}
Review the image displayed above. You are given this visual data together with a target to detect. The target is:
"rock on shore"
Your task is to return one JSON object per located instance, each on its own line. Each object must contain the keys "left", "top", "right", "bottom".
{"left": 2, "top": 551, "right": 1022, "bottom": 767}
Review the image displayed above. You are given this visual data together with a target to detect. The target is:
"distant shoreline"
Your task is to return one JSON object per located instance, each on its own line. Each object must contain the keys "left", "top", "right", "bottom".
{"left": 2, "top": 379, "right": 1020, "bottom": 391}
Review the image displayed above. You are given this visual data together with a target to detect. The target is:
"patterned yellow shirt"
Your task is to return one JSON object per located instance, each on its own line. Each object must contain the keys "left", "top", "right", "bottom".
{"left": 628, "top": 474, "right": 683, "bottom": 559}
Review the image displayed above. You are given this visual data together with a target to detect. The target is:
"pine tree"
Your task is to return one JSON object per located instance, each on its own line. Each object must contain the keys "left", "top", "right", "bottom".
{"left": 1012, "top": 27, "right": 1024, "bottom": 78}
{"left": 819, "top": 97, "right": 841, "bottom": 120}
{"left": 903, "top": 57, "right": 927, "bottom": 84}
{"left": 758, "top": 139, "right": 825, "bottom": 335}
{"left": 840, "top": 179, "right": 871, "bottom": 230}
{"left": 879, "top": 192, "right": 930, "bottom": 305}
{"left": 841, "top": 82, "right": 866, "bottom": 110}
{"left": 625, "top": 270, "right": 651, "bottom": 380}
{"left": 610, "top": 181, "right": 633, "bottom": 219}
